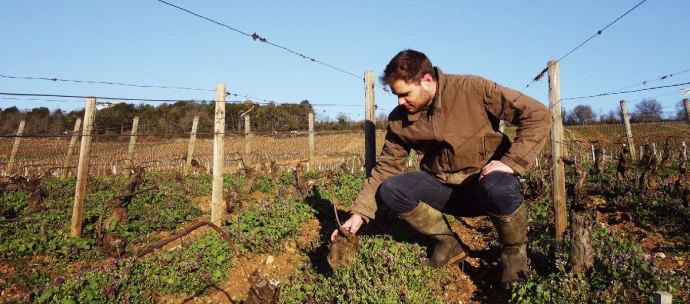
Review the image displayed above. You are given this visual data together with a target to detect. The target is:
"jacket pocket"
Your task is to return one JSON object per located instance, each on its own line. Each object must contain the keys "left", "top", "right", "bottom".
{"left": 444, "top": 133, "right": 483, "bottom": 172}
{"left": 483, "top": 132, "right": 511, "bottom": 162}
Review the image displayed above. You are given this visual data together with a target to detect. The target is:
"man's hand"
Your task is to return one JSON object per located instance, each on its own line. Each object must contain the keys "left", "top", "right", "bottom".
{"left": 331, "top": 213, "right": 363, "bottom": 241}
{"left": 479, "top": 160, "right": 515, "bottom": 181}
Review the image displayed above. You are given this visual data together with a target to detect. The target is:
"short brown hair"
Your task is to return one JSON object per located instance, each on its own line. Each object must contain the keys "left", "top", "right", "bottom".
{"left": 380, "top": 49, "right": 436, "bottom": 86}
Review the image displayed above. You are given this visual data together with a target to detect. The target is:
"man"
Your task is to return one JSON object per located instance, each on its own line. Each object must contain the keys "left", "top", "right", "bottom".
{"left": 331, "top": 49, "right": 551, "bottom": 288}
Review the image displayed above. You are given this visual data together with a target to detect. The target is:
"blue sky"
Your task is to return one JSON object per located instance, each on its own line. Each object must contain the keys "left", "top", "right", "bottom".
{"left": 1, "top": 0, "right": 689, "bottom": 122}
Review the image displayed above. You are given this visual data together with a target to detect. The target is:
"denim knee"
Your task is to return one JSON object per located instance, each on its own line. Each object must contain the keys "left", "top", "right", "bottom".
{"left": 479, "top": 172, "right": 522, "bottom": 215}
{"left": 377, "top": 178, "right": 416, "bottom": 214}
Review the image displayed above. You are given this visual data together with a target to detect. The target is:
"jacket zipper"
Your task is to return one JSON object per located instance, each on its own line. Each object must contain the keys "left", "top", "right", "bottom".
{"left": 428, "top": 108, "right": 438, "bottom": 140}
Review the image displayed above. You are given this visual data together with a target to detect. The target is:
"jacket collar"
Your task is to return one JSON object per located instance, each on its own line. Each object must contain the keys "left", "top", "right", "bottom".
{"left": 407, "top": 110, "right": 422, "bottom": 121}
{"left": 407, "top": 67, "right": 446, "bottom": 121}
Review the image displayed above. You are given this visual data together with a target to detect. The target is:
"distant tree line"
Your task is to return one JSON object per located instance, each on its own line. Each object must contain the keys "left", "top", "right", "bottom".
{"left": 0, "top": 100, "right": 390, "bottom": 140}
{"left": 3, "top": 97, "right": 685, "bottom": 138}
{"left": 562, "top": 98, "right": 688, "bottom": 125}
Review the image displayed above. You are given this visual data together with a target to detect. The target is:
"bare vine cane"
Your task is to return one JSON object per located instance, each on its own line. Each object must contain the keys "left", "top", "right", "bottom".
{"left": 96, "top": 186, "right": 160, "bottom": 243}
{"left": 331, "top": 175, "right": 344, "bottom": 232}
{"left": 134, "top": 221, "right": 272, "bottom": 303}
{"left": 43, "top": 166, "right": 64, "bottom": 178}
{"left": 326, "top": 169, "right": 362, "bottom": 270}
{"left": 660, "top": 135, "right": 684, "bottom": 167}
{"left": 240, "top": 100, "right": 257, "bottom": 117}
{"left": 0, "top": 169, "right": 63, "bottom": 223}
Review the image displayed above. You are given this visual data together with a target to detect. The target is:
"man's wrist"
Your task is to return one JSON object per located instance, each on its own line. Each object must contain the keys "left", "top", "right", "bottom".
{"left": 350, "top": 212, "right": 369, "bottom": 223}
{"left": 500, "top": 155, "right": 527, "bottom": 176}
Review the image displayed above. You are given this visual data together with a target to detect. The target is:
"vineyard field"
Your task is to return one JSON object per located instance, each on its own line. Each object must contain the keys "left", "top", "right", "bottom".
{"left": 1, "top": 122, "right": 690, "bottom": 303}
{"left": 1, "top": 157, "right": 689, "bottom": 303}
{"left": 0, "top": 130, "right": 387, "bottom": 178}
{"left": 3, "top": 122, "right": 688, "bottom": 178}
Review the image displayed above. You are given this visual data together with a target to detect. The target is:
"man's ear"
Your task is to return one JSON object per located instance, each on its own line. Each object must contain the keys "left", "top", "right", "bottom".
{"left": 421, "top": 74, "right": 434, "bottom": 89}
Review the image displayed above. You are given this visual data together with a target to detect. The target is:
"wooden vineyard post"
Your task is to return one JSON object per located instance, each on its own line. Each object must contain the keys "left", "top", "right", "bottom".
{"left": 71, "top": 97, "right": 96, "bottom": 236}
{"left": 591, "top": 145, "right": 595, "bottom": 163}
{"left": 244, "top": 115, "right": 251, "bottom": 167}
{"left": 364, "top": 70, "right": 376, "bottom": 178}
{"left": 61, "top": 118, "right": 82, "bottom": 179}
{"left": 4, "top": 120, "right": 26, "bottom": 180}
{"left": 211, "top": 83, "right": 226, "bottom": 226}
{"left": 184, "top": 116, "right": 199, "bottom": 176}
{"left": 548, "top": 60, "right": 567, "bottom": 240}
{"left": 652, "top": 142, "right": 657, "bottom": 157}
{"left": 620, "top": 100, "right": 636, "bottom": 161}
{"left": 124, "top": 116, "right": 139, "bottom": 178}
{"left": 683, "top": 141, "right": 687, "bottom": 159}
{"left": 308, "top": 112, "right": 315, "bottom": 172}
{"left": 684, "top": 99, "right": 690, "bottom": 127}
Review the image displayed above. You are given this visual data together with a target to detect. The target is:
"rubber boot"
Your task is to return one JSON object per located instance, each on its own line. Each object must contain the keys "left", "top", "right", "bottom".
{"left": 399, "top": 201, "right": 467, "bottom": 268}
{"left": 489, "top": 202, "right": 528, "bottom": 289}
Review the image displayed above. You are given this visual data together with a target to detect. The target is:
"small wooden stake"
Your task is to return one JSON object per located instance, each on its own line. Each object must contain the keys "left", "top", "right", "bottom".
{"left": 620, "top": 100, "right": 636, "bottom": 160}
{"left": 683, "top": 98, "right": 690, "bottom": 127}
{"left": 61, "top": 118, "right": 82, "bottom": 179}
{"left": 244, "top": 115, "right": 251, "bottom": 167}
{"left": 308, "top": 112, "right": 315, "bottom": 172}
{"left": 654, "top": 291, "right": 672, "bottom": 304}
{"left": 124, "top": 116, "right": 139, "bottom": 178}
{"left": 639, "top": 146, "right": 644, "bottom": 161}
{"left": 4, "top": 120, "right": 25, "bottom": 180}
{"left": 184, "top": 116, "right": 200, "bottom": 176}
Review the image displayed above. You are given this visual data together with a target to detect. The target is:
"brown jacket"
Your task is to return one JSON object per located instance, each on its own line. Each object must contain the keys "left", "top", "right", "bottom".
{"left": 350, "top": 67, "right": 551, "bottom": 220}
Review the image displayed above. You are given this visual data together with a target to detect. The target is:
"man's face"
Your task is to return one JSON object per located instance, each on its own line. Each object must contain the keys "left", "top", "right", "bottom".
{"left": 391, "top": 78, "right": 434, "bottom": 114}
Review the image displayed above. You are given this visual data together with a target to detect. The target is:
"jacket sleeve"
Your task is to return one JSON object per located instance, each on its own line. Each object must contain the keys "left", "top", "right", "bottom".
{"left": 480, "top": 78, "right": 551, "bottom": 176}
{"left": 349, "top": 124, "right": 410, "bottom": 220}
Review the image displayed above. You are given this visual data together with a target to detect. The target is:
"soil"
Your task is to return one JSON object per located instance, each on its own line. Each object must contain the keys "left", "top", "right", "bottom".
{"left": 598, "top": 209, "right": 689, "bottom": 274}
{"left": 244, "top": 277, "right": 281, "bottom": 304}
{"left": 444, "top": 217, "right": 497, "bottom": 304}
{"left": 192, "top": 196, "right": 212, "bottom": 212}
{"left": 153, "top": 218, "right": 321, "bottom": 304}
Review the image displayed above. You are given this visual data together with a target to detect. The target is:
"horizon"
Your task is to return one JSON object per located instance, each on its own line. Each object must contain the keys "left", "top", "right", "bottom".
{"left": 2, "top": 1, "right": 689, "bottom": 122}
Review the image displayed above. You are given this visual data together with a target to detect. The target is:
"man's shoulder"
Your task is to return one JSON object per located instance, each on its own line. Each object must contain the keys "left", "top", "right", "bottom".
{"left": 442, "top": 74, "right": 495, "bottom": 100}
{"left": 445, "top": 73, "right": 491, "bottom": 87}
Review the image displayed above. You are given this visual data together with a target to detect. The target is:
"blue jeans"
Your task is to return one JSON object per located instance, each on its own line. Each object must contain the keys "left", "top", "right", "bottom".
{"left": 378, "top": 171, "right": 522, "bottom": 216}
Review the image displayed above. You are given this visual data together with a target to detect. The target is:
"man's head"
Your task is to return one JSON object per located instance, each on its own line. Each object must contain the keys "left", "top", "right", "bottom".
{"left": 380, "top": 50, "right": 437, "bottom": 114}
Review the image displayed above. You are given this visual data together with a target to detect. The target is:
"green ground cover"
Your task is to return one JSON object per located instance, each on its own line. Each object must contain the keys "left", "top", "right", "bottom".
{"left": 0, "top": 163, "right": 688, "bottom": 303}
